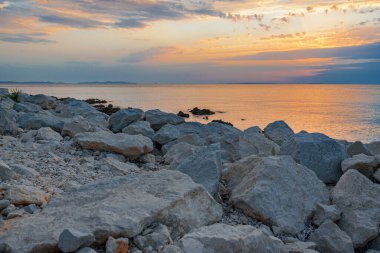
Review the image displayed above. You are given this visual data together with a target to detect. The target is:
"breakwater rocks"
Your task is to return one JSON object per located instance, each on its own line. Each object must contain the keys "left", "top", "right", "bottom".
{"left": 0, "top": 88, "right": 380, "bottom": 253}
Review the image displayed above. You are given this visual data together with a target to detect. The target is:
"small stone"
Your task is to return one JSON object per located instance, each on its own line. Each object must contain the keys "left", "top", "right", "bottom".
{"left": 6, "top": 208, "right": 26, "bottom": 220}
{"left": 105, "top": 236, "right": 129, "bottom": 253}
{"left": 0, "top": 199, "right": 11, "bottom": 212}
{"left": 312, "top": 203, "right": 341, "bottom": 226}
{"left": 24, "top": 204, "right": 37, "bottom": 214}
{"left": 0, "top": 160, "right": 16, "bottom": 181}
{"left": 134, "top": 224, "right": 171, "bottom": 252}
{"left": 10, "top": 164, "right": 40, "bottom": 178}
{"left": 58, "top": 228, "right": 95, "bottom": 253}
{"left": 76, "top": 247, "right": 97, "bottom": 253}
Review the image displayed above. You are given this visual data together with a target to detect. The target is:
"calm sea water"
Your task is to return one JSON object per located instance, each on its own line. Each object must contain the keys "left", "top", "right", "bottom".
{"left": 1, "top": 84, "right": 379, "bottom": 143}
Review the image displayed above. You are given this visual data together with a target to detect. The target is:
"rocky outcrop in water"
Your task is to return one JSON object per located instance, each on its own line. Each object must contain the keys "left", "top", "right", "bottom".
{"left": 0, "top": 88, "right": 379, "bottom": 253}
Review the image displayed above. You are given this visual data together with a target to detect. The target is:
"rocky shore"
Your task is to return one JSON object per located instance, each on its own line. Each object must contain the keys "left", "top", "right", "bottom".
{"left": 0, "top": 87, "right": 380, "bottom": 253}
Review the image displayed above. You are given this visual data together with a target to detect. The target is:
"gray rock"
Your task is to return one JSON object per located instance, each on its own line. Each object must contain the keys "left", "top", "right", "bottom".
{"left": 10, "top": 164, "right": 40, "bottom": 178}
{"left": 76, "top": 247, "right": 97, "bottom": 253}
{"left": 201, "top": 122, "right": 241, "bottom": 143}
{"left": 17, "top": 112, "right": 65, "bottom": 132}
{"left": 244, "top": 126, "right": 262, "bottom": 134}
{"left": 367, "top": 250, "right": 380, "bottom": 253}
{"left": 331, "top": 169, "right": 380, "bottom": 247}
{"left": 145, "top": 109, "right": 185, "bottom": 130}
{"left": 0, "top": 88, "right": 9, "bottom": 97}
{"left": 309, "top": 220, "right": 354, "bottom": 253}
{"left": 122, "top": 120, "right": 155, "bottom": 139}
{"left": 0, "top": 98, "right": 15, "bottom": 110}
{"left": 134, "top": 224, "right": 171, "bottom": 252}
{"left": 24, "top": 204, "right": 37, "bottom": 214}
{"left": 374, "top": 169, "right": 380, "bottom": 183}
{"left": 223, "top": 155, "right": 329, "bottom": 234}
{"left": 20, "top": 129, "right": 37, "bottom": 143}
{"left": 108, "top": 108, "right": 144, "bottom": 133}
{"left": 0, "top": 199, "right": 10, "bottom": 212}
{"left": 0, "top": 160, "right": 15, "bottom": 181}
{"left": 23, "top": 94, "right": 57, "bottom": 109}
{"left": 162, "top": 245, "right": 183, "bottom": 253}
{"left": 6, "top": 208, "right": 26, "bottom": 220}
{"left": 0, "top": 108, "right": 18, "bottom": 136}
{"left": 55, "top": 98, "right": 109, "bottom": 129}
{"left": 13, "top": 101, "right": 41, "bottom": 113}
{"left": 284, "top": 241, "right": 317, "bottom": 253}
{"left": 347, "top": 141, "right": 372, "bottom": 156}
{"left": 36, "top": 127, "right": 63, "bottom": 142}
{"left": 105, "top": 236, "right": 129, "bottom": 253}
{"left": 178, "top": 223, "right": 287, "bottom": 253}
{"left": 341, "top": 154, "right": 380, "bottom": 178}
{"left": 0, "top": 170, "right": 222, "bottom": 252}
{"left": 280, "top": 132, "right": 346, "bottom": 184}
{"left": 153, "top": 124, "right": 181, "bottom": 145}
{"left": 264, "top": 120, "right": 294, "bottom": 145}
{"left": 238, "top": 129, "right": 280, "bottom": 158}
{"left": 58, "top": 228, "right": 95, "bottom": 253}
{"left": 366, "top": 141, "right": 380, "bottom": 155}
{"left": 176, "top": 144, "right": 222, "bottom": 196}
{"left": 5, "top": 185, "right": 50, "bottom": 206}
{"left": 75, "top": 131, "right": 153, "bottom": 158}
{"left": 164, "top": 142, "right": 201, "bottom": 168}
{"left": 162, "top": 133, "right": 205, "bottom": 154}
{"left": 312, "top": 203, "right": 341, "bottom": 226}
{"left": 368, "top": 235, "right": 380, "bottom": 250}
{"left": 62, "top": 116, "right": 93, "bottom": 137}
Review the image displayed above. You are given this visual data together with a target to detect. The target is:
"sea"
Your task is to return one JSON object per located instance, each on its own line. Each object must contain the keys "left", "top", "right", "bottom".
{"left": 1, "top": 83, "right": 379, "bottom": 143}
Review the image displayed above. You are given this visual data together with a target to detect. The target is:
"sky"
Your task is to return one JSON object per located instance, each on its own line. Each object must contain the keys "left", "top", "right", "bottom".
{"left": 0, "top": 0, "right": 380, "bottom": 83}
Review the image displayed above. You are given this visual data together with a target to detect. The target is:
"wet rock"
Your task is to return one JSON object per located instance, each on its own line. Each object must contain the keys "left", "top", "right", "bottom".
{"left": 108, "top": 108, "right": 145, "bottom": 133}
{"left": 331, "top": 169, "right": 380, "bottom": 247}
{"left": 106, "top": 236, "right": 129, "bottom": 253}
{"left": 0, "top": 160, "right": 16, "bottom": 181}
{"left": 62, "top": 116, "right": 93, "bottom": 137}
{"left": 58, "top": 228, "right": 95, "bottom": 253}
{"left": 122, "top": 120, "right": 155, "bottom": 139}
{"left": 347, "top": 141, "right": 372, "bottom": 156}
{"left": 178, "top": 223, "right": 286, "bottom": 253}
{"left": 0, "top": 108, "right": 18, "bottom": 136}
{"left": 312, "top": 203, "right": 341, "bottom": 226}
{"left": 264, "top": 120, "right": 294, "bottom": 145}
{"left": 0, "top": 170, "right": 222, "bottom": 252}
{"left": 280, "top": 132, "right": 346, "bottom": 184}
{"left": 177, "top": 111, "right": 189, "bottom": 118}
{"left": 23, "top": 94, "right": 57, "bottom": 110}
{"left": 145, "top": 109, "right": 185, "bottom": 130}
{"left": 341, "top": 154, "right": 380, "bottom": 178}
{"left": 36, "top": 127, "right": 63, "bottom": 142}
{"left": 308, "top": 220, "right": 354, "bottom": 253}
{"left": 190, "top": 107, "right": 215, "bottom": 116}
{"left": 17, "top": 112, "right": 65, "bottom": 132}
{"left": 75, "top": 131, "right": 153, "bottom": 158}
{"left": 134, "top": 224, "right": 171, "bottom": 252}
{"left": 5, "top": 185, "right": 50, "bottom": 206}
{"left": 224, "top": 155, "right": 328, "bottom": 234}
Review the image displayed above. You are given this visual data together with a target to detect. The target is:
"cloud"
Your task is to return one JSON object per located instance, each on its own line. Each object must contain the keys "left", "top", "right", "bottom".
{"left": 38, "top": 15, "right": 106, "bottom": 28}
{"left": 228, "top": 42, "right": 380, "bottom": 61}
{"left": 119, "top": 47, "right": 176, "bottom": 63}
{"left": 0, "top": 32, "right": 55, "bottom": 43}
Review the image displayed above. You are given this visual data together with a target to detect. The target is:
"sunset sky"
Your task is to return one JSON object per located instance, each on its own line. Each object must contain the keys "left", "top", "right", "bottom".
{"left": 0, "top": 0, "right": 380, "bottom": 83}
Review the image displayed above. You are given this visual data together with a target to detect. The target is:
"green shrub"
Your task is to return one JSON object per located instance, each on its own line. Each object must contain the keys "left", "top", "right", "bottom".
{"left": 7, "top": 88, "right": 23, "bottom": 102}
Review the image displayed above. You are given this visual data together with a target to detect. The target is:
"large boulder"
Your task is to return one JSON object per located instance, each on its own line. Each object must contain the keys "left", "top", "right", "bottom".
{"left": 0, "top": 170, "right": 223, "bottom": 252}
{"left": 331, "top": 169, "right": 380, "bottom": 247}
{"left": 238, "top": 129, "right": 280, "bottom": 158}
{"left": 17, "top": 112, "right": 65, "bottom": 132}
{"left": 122, "top": 121, "right": 155, "bottom": 139}
{"left": 61, "top": 116, "right": 94, "bottom": 138}
{"left": 174, "top": 144, "right": 222, "bottom": 196}
{"left": 0, "top": 88, "right": 9, "bottom": 97}
{"left": 264, "top": 120, "right": 294, "bottom": 145}
{"left": 347, "top": 141, "right": 372, "bottom": 156}
{"left": 0, "top": 108, "right": 18, "bottom": 136}
{"left": 75, "top": 131, "right": 153, "bottom": 158}
{"left": 36, "top": 127, "right": 63, "bottom": 142}
{"left": 145, "top": 109, "right": 185, "bottom": 130}
{"left": 178, "top": 224, "right": 286, "bottom": 253}
{"left": 153, "top": 124, "right": 181, "bottom": 145}
{"left": 23, "top": 94, "right": 57, "bottom": 110}
{"left": 341, "top": 154, "right": 380, "bottom": 178}
{"left": 108, "top": 108, "right": 144, "bottom": 133}
{"left": 0, "top": 160, "right": 16, "bottom": 181}
{"left": 13, "top": 101, "right": 41, "bottom": 113}
{"left": 312, "top": 203, "right": 341, "bottom": 226}
{"left": 164, "top": 142, "right": 201, "bottom": 169}
{"left": 0, "top": 97, "right": 15, "bottom": 110}
{"left": 308, "top": 220, "right": 354, "bottom": 253}
{"left": 162, "top": 134, "right": 205, "bottom": 154}
{"left": 223, "top": 155, "right": 329, "bottom": 234}
{"left": 280, "top": 132, "right": 346, "bottom": 184}
{"left": 55, "top": 98, "right": 109, "bottom": 129}
{"left": 366, "top": 141, "right": 380, "bottom": 155}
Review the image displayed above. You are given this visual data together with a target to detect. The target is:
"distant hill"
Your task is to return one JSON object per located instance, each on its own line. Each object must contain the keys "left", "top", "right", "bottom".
{"left": 0, "top": 81, "right": 136, "bottom": 85}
